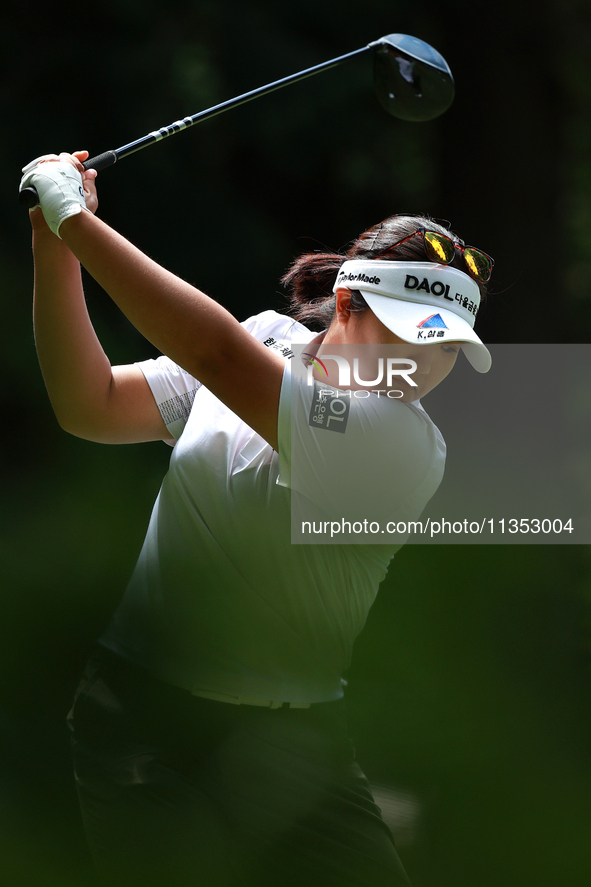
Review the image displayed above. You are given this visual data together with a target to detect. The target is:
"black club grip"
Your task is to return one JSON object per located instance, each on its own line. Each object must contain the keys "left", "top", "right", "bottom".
{"left": 19, "top": 186, "right": 41, "bottom": 208}
{"left": 82, "top": 150, "right": 118, "bottom": 172}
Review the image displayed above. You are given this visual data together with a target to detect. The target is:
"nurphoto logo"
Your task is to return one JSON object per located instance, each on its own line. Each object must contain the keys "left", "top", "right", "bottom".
{"left": 303, "top": 354, "right": 418, "bottom": 388}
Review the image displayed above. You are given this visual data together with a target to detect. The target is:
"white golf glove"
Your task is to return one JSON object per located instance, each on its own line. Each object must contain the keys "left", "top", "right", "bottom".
{"left": 20, "top": 155, "right": 90, "bottom": 238}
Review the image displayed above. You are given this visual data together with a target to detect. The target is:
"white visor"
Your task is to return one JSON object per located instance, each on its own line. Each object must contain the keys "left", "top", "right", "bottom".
{"left": 333, "top": 260, "right": 491, "bottom": 373}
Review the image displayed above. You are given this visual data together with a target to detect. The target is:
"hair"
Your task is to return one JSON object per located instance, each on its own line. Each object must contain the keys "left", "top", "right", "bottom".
{"left": 281, "top": 214, "right": 489, "bottom": 330}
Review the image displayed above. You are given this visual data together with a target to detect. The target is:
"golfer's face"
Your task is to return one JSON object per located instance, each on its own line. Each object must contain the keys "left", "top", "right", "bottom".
{"left": 352, "top": 308, "right": 461, "bottom": 401}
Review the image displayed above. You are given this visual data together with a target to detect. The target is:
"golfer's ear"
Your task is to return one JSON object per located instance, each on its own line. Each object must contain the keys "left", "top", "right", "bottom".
{"left": 334, "top": 288, "right": 354, "bottom": 325}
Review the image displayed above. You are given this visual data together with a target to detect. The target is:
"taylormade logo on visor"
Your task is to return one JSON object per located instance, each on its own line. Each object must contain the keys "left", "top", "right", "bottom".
{"left": 336, "top": 272, "right": 382, "bottom": 286}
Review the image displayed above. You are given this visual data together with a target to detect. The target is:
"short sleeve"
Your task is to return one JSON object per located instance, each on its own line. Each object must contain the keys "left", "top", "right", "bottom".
{"left": 136, "top": 355, "right": 202, "bottom": 441}
{"left": 134, "top": 312, "right": 309, "bottom": 444}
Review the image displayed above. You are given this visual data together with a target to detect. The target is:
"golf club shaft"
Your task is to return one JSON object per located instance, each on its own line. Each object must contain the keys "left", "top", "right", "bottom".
{"left": 20, "top": 44, "right": 372, "bottom": 208}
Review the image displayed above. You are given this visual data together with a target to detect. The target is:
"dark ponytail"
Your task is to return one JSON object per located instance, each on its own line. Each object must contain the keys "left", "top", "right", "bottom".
{"left": 282, "top": 213, "right": 488, "bottom": 329}
{"left": 280, "top": 252, "right": 344, "bottom": 328}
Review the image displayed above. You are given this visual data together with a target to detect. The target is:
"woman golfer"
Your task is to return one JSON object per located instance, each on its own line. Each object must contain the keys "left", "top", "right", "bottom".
{"left": 22, "top": 152, "right": 493, "bottom": 887}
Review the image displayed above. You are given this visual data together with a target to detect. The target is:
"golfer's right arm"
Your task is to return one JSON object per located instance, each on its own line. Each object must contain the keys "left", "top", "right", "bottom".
{"left": 31, "top": 208, "right": 170, "bottom": 444}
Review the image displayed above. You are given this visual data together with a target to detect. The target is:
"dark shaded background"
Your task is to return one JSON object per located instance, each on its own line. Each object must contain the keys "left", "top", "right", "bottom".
{"left": 2, "top": 1, "right": 591, "bottom": 884}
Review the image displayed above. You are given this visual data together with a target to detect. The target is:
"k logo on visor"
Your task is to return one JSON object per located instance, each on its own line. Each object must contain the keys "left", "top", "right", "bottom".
{"left": 417, "top": 313, "right": 448, "bottom": 329}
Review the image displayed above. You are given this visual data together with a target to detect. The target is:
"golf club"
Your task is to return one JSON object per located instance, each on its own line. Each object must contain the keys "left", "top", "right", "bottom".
{"left": 19, "top": 33, "right": 454, "bottom": 208}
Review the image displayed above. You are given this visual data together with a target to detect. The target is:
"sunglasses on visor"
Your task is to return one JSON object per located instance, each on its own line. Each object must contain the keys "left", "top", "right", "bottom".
{"left": 381, "top": 228, "right": 494, "bottom": 283}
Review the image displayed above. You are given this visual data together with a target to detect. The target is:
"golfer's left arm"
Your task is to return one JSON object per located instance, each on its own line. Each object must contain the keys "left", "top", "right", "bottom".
{"left": 21, "top": 152, "right": 285, "bottom": 448}
{"left": 59, "top": 208, "right": 283, "bottom": 450}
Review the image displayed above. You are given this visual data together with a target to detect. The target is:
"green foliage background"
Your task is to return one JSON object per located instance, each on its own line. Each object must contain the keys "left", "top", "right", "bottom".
{"left": 1, "top": 1, "right": 590, "bottom": 884}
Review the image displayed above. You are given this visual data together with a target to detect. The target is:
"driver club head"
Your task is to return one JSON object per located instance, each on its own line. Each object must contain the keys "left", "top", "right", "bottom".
{"left": 371, "top": 34, "right": 455, "bottom": 122}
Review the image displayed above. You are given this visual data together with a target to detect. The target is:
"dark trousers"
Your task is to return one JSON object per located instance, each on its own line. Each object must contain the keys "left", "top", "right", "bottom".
{"left": 67, "top": 645, "right": 411, "bottom": 887}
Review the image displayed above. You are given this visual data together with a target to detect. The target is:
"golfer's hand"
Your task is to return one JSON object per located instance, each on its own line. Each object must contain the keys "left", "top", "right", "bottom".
{"left": 28, "top": 150, "right": 99, "bottom": 232}
{"left": 68, "top": 151, "right": 99, "bottom": 215}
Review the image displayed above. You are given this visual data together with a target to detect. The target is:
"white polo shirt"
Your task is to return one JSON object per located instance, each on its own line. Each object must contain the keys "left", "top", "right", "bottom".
{"left": 99, "top": 311, "right": 445, "bottom": 703}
